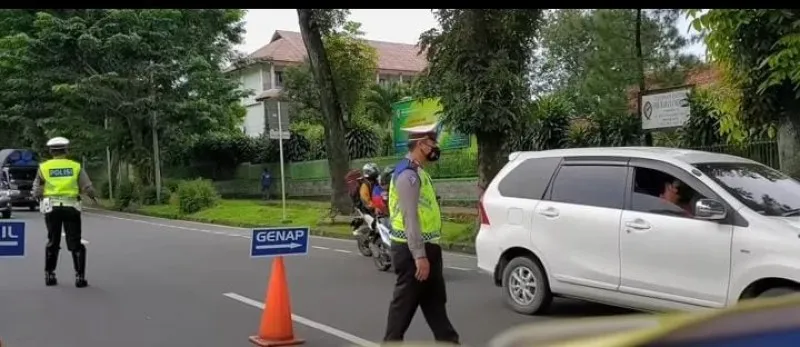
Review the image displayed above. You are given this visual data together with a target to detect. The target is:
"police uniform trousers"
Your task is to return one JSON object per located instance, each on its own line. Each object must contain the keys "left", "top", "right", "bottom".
{"left": 44, "top": 205, "right": 86, "bottom": 275}
{"left": 383, "top": 242, "right": 460, "bottom": 343}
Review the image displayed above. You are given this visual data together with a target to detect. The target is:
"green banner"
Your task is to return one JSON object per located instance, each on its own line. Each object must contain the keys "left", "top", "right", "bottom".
{"left": 391, "top": 98, "right": 471, "bottom": 153}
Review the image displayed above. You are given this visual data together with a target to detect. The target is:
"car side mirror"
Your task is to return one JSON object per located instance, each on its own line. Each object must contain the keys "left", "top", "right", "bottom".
{"left": 695, "top": 198, "right": 727, "bottom": 220}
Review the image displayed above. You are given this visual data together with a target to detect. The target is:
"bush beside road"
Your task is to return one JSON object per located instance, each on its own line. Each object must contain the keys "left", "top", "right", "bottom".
{"left": 99, "top": 199, "right": 479, "bottom": 254}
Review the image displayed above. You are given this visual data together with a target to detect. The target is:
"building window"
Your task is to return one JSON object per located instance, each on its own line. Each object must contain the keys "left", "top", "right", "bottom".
{"left": 261, "top": 68, "right": 271, "bottom": 91}
{"left": 274, "top": 70, "right": 284, "bottom": 89}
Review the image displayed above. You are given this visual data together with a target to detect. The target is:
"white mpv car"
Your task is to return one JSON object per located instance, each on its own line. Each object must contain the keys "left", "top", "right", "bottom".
{"left": 476, "top": 147, "right": 800, "bottom": 315}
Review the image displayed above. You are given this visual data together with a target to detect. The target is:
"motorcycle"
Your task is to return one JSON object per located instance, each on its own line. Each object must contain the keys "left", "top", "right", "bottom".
{"left": 351, "top": 209, "right": 392, "bottom": 271}
{"left": 352, "top": 210, "right": 374, "bottom": 257}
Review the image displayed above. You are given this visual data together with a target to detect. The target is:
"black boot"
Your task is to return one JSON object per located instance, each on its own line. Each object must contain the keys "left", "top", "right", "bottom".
{"left": 75, "top": 274, "right": 88, "bottom": 288}
{"left": 45, "top": 248, "right": 59, "bottom": 273}
{"left": 45, "top": 248, "right": 59, "bottom": 286}
{"left": 72, "top": 248, "right": 88, "bottom": 288}
{"left": 45, "top": 271, "right": 58, "bottom": 286}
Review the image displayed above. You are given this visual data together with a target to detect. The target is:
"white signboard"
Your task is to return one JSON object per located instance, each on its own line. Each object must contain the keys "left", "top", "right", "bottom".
{"left": 641, "top": 88, "right": 691, "bottom": 130}
{"left": 269, "top": 129, "right": 290, "bottom": 140}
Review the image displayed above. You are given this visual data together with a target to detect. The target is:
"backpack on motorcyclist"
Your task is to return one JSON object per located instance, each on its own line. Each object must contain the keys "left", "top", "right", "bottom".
{"left": 345, "top": 168, "right": 365, "bottom": 210}
{"left": 358, "top": 163, "right": 380, "bottom": 214}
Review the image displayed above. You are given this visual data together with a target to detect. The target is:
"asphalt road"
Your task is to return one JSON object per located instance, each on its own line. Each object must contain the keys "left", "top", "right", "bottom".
{"left": 0, "top": 208, "right": 632, "bottom": 347}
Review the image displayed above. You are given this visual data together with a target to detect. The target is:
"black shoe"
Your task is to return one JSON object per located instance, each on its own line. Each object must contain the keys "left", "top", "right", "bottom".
{"left": 45, "top": 272, "right": 58, "bottom": 286}
{"left": 75, "top": 275, "right": 88, "bottom": 288}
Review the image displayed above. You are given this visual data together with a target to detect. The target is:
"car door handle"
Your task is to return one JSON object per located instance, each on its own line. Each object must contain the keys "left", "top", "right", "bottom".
{"left": 624, "top": 219, "right": 651, "bottom": 230}
{"left": 538, "top": 207, "right": 559, "bottom": 218}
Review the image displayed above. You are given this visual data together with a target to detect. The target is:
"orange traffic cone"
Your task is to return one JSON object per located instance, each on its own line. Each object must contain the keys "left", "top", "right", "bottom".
{"left": 249, "top": 256, "right": 306, "bottom": 347}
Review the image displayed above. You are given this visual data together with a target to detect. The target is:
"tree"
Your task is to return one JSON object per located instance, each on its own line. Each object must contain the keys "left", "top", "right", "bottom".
{"left": 0, "top": 10, "right": 248, "bottom": 187}
{"left": 297, "top": 9, "right": 353, "bottom": 213}
{"left": 417, "top": 9, "right": 543, "bottom": 192}
{"left": 535, "top": 10, "right": 700, "bottom": 119}
{"left": 282, "top": 20, "right": 379, "bottom": 125}
{"left": 692, "top": 10, "right": 800, "bottom": 174}
{"left": 364, "top": 82, "right": 413, "bottom": 127}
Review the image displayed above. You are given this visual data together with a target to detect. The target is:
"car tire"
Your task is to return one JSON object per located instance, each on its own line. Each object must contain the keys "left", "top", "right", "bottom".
{"left": 1, "top": 210, "right": 10, "bottom": 219}
{"left": 759, "top": 287, "right": 799, "bottom": 298}
{"left": 29, "top": 204, "right": 37, "bottom": 211}
{"left": 501, "top": 256, "right": 552, "bottom": 315}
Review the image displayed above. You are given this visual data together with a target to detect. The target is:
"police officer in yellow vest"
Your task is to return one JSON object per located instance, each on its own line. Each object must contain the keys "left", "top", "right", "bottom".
{"left": 32, "top": 137, "right": 97, "bottom": 288}
{"left": 383, "top": 125, "right": 459, "bottom": 344}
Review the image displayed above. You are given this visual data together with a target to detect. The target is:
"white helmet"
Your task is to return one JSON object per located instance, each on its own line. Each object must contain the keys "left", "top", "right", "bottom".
{"left": 46, "top": 137, "right": 70, "bottom": 149}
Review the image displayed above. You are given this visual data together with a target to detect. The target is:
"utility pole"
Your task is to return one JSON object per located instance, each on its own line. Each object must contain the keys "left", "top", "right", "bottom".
{"left": 150, "top": 65, "right": 162, "bottom": 202}
{"left": 635, "top": 9, "right": 652, "bottom": 146}
{"left": 277, "top": 101, "right": 288, "bottom": 223}
{"left": 105, "top": 116, "right": 113, "bottom": 200}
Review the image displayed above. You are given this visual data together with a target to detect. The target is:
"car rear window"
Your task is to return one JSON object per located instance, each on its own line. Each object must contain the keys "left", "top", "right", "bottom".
{"left": 549, "top": 164, "right": 628, "bottom": 209}
{"left": 497, "top": 157, "right": 561, "bottom": 200}
{"left": 9, "top": 168, "right": 37, "bottom": 181}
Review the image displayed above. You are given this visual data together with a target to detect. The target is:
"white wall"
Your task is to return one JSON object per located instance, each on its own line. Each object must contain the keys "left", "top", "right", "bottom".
{"left": 237, "top": 63, "right": 270, "bottom": 138}
{"left": 243, "top": 103, "right": 265, "bottom": 138}
{"left": 240, "top": 66, "right": 262, "bottom": 106}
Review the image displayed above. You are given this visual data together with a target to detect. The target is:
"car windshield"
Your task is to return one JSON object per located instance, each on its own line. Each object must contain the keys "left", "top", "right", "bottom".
{"left": 695, "top": 162, "right": 800, "bottom": 217}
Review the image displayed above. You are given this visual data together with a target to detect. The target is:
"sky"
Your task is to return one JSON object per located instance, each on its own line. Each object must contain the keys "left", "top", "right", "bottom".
{"left": 237, "top": 9, "right": 706, "bottom": 59}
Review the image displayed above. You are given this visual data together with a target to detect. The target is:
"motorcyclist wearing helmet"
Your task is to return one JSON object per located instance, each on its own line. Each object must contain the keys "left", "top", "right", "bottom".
{"left": 359, "top": 163, "right": 380, "bottom": 214}
{"left": 372, "top": 166, "right": 393, "bottom": 217}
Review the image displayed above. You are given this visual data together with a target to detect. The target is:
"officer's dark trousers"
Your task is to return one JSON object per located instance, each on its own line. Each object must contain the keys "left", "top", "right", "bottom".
{"left": 383, "top": 242, "right": 460, "bottom": 344}
{"left": 44, "top": 206, "right": 86, "bottom": 276}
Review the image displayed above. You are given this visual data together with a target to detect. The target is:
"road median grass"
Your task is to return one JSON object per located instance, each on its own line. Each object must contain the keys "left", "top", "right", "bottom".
{"left": 103, "top": 199, "right": 477, "bottom": 254}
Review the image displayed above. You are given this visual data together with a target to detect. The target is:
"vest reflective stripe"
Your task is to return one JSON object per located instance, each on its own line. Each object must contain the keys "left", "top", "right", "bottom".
{"left": 388, "top": 160, "right": 442, "bottom": 243}
{"left": 389, "top": 229, "right": 441, "bottom": 242}
{"left": 40, "top": 158, "right": 81, "bottom": 201}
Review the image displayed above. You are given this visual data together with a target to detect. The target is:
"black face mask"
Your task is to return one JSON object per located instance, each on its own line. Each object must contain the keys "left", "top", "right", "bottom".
{"left": 426, "top": 146, "right": 441, "bottom": 162}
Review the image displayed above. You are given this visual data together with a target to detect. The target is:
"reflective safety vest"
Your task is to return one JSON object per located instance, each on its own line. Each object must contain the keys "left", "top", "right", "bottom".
{"left": 40, "top": 158, "right": 81, "bottom": 205}
{"left": 388, "top": 158, "right": 442, "bottom": 243}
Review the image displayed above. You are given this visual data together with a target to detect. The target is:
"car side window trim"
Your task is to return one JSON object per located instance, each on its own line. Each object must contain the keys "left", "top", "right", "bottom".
{"left": 544, "top": 161, "right": 631, "bottom": 210}
{"left": 540, "top": 157, "right": 564, "bottom": 201}
{"left": 562, "top": 156, "right": 631, "bottom": 166}
{"left": 626, "top": 158, "right": 749, "bottom": 227}
{"left": 544, "top": 156, "right": 631, "bottom": 201}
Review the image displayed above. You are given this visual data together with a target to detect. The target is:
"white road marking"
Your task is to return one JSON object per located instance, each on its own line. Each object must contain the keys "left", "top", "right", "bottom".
{"left": 223, "top": 292, "right": 378, "bottom": 347}
{"left": 83, "top": 207, "right": 477, "bottom": 259}
{"left": 84, "top": 210, "right": 478, "bottom": 262}
{"left": 445, "top": 266, "right": 472, "bottom": 271}
{"left": 61, "top": 232, "right": 89, "bottom": 245}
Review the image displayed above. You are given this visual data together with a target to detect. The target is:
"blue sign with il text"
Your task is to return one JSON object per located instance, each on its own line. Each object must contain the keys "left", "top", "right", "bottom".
{"left": 250, "top": 227, "right": 310, "bottom": 258}
{"left": 0, "top": 221, "right": 25, "bottom": 257}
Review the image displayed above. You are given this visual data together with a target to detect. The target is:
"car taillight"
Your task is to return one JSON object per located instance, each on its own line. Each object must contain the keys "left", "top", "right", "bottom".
{"left": 478, "top": 191, "right": 490, "bottom": 225}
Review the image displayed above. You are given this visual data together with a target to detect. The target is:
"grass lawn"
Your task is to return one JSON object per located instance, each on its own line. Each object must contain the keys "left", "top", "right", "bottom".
{"left": 126, "top": 199, "right": 476, "bottom": 250}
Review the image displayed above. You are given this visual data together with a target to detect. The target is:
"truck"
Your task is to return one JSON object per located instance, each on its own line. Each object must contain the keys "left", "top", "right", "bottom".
{"left": 0, "top": 149, "right": 41, "bottom": 218}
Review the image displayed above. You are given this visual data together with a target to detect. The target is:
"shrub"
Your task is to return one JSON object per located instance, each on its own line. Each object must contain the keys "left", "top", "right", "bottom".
{"left": 113, "top": 180, "right": 139, "bottom": 211}
{"left": 346, "top": 120, "right": 381, "bottom": 159}
{"left": 187, "top": 132, "right": 259, "bottom": 179}
{"left": 97, "top": 179, "right": 112, "bottom": 200}
{"left": 140, "top": 185, "right": 171, "bottom": 205}
{"left": 163, "top": 178, "right": 181, "bottom": 193}
{"left": 174, "top": 178, "right": 220, "bottom": 214}
{"left": 283, "top": 132, "right": 312, "bottom": 162}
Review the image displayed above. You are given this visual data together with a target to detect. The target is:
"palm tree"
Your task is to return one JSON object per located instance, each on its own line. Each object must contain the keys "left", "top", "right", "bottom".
{"left": 363, "top": 81, "right": 412, "bottom": 126}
